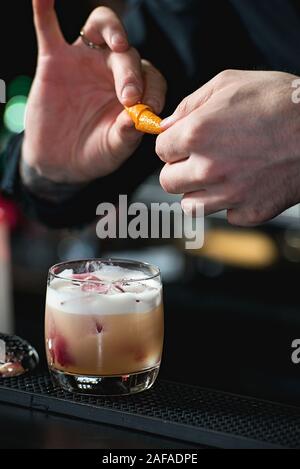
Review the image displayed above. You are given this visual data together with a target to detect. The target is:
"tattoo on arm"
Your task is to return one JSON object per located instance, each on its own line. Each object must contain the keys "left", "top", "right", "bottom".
{"left": 20, "top": 159, "right": 87, "bottom": 203}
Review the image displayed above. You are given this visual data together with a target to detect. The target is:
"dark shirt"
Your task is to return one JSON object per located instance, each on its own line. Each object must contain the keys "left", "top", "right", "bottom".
{"left": 2, "top": 0, "right": 300, "bottom": 228}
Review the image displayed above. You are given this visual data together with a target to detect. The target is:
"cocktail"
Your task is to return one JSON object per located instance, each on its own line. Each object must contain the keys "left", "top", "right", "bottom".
{"left": 45, "top": 259, "right": 164, "bottom": 395}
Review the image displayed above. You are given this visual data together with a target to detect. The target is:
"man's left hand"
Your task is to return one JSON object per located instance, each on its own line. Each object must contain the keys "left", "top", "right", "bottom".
{"left": 157, "top": 70, "right": 300, "bottom": 226}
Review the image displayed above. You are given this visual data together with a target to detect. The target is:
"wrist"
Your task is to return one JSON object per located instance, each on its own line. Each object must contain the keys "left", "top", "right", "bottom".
{"left": 20, "top": 157, "right": 87, "bottom": 203}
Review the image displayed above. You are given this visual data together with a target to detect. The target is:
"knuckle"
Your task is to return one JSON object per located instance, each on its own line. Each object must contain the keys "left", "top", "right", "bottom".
{"left": 181, "top": 125, "right": 197, "bottom": 150}
{"left": 122, "top": 69, "right": 140, "bottom": 85}
{"left": 197, "top": 117, "right": 216, "bottom": 143}
{"left": 194, "top": 159, "right": 222, "bottom": 185}
{"left": 159, "top": 166, "right": 181, "bottom": 194}
{"left": 93, "top": 6, "right": 115, "bottom": 19}
{"left": 156, "top": 137, "right": 176, "bottom": 164}
{"left": 159, "top": 168, "right": 172, "bottom": 193}
{"left": 155, "top": 138, "right": 166, "bottom": 161}
{"left": 224, "top": 86, "right": 245, "bottom": 107}
{"left": 215, "top": 69, "right": 237, "bottom": 85}
{"left": 182, "top": 117, "right": 216, "bottom": 152}
{"left": 193, "top": 161, "right": 211, "bottom": 184}
{"left": 176, "top": 98, "right": 190, "bottom": 116}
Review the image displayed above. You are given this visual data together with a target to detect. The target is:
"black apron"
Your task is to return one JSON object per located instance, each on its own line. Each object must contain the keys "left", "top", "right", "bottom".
{"left": 125, "top": 0, "right": 300, "bottom": 85}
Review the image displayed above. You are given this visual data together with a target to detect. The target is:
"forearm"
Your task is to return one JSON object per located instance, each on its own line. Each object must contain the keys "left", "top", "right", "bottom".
{"left": 1, "top": 133, "right": 161, "bottom": 229}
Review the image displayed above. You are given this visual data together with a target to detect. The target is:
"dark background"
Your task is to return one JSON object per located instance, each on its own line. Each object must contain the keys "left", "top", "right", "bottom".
{"left": 0, "top": 1, "right": 91, "bottom": 82}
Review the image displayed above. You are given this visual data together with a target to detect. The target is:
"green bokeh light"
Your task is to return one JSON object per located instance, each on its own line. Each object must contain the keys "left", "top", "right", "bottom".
{"left": 4, "top": 96, "right": 28, "bottom": 134}
{"left": 8, "top": 76, "right": 32, "bottom": 100}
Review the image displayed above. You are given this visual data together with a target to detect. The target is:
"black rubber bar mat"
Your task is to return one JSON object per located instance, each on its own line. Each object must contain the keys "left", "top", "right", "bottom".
{"left": 0, "top": 373, "right": 300, "bottom": 449}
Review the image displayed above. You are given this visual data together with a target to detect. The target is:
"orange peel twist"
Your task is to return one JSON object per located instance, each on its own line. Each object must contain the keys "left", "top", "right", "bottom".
{"left": 125, "top": 104, "right": 162, "bottom": 135}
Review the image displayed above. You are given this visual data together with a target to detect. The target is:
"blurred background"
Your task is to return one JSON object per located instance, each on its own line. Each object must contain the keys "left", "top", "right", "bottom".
{"left": 1, "top": 1, "right": 300, "bottom": 407}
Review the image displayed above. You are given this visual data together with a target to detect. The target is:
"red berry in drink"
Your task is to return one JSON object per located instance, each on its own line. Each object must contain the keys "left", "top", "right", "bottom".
{"left": 49, "top": 334, "right": 73, "bottom": 367}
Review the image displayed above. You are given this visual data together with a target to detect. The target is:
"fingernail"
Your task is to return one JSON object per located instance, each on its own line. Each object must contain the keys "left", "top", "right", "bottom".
{"left": 122, "top": 84, "right": 142, "bottom": 100}
{"left": 111, "top": 33, "right": 126, "bottom": 47}
{"left": 160, "top": 115, "right": 176, "bottom": 129}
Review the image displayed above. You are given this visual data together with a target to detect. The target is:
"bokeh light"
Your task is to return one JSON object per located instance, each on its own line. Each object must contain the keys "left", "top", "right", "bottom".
{"left": 4, "top": 96, "right": 27, "bottom": 134}
{"left": 7, "top": 76, "right": 32, "bottom": 100}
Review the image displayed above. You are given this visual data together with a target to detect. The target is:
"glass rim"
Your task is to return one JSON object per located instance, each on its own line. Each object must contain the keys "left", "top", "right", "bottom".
{"left": 48, "top": 258, "right": 161, "bottom": 284}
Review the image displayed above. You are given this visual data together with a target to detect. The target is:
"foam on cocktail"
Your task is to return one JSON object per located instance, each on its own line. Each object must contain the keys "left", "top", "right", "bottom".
{"left": 47, "top": 266, "right": 162, "bottom": 316}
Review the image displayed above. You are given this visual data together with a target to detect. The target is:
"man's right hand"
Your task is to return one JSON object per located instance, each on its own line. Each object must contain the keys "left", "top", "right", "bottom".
{"left": 22, "top": 0, "right": 167, "bottom": 187}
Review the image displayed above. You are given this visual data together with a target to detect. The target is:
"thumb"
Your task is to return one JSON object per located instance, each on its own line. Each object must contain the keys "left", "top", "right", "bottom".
{"left": 160, "top": 79, "right": 217, "bottom": 131}
{"left": 107, "top": 110, "right": 143, "bottom": 167}
{"left": 32, "top": 0, "right": 65, "bottom": 54}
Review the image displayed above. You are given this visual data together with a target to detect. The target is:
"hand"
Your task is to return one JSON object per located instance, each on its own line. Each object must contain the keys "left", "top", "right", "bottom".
{"left": 156, "top": 70, "right": 300, "bottom": 226}
{"left": 22, "top": 0, "right": 167, "bottom": 184}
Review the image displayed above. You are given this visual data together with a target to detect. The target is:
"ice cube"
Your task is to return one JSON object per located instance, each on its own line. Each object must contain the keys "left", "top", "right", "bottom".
{"left": 122, "top": 282, "right": 148, "bottom": 294}
{"left": 59, "top": 269, "right": 74, "bottom": 278}
{"left": 85, "top": 260, "right": 102, "bottom": 273}
{"left": 72, "top": 273, "right": 101, "bottom": 281}
{"left": 81, "top": 282, "right": 110, "bottom": 293}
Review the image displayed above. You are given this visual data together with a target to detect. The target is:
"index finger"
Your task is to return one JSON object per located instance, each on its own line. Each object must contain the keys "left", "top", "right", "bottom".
{"left": 107, "top": 48, "right": 144, "bottom": 107}
{"left": 80, "top": 6, "right": 129, "bottom": 52}
{"left": 156, "top": 106, "right": 215, "bottom": 164}
{"left": 156, "top": 111, "right": 197, "bottom": 163}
